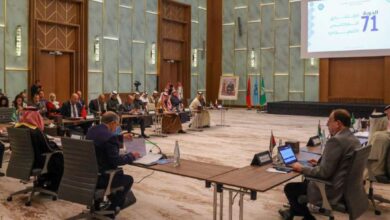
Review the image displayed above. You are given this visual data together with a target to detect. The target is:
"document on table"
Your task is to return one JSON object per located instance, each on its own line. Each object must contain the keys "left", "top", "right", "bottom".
{"left": 133, "top": 153, "right": 163, "bottom": 166}
{"left": 266, "top": 167, "right": 288, "bottom": 174}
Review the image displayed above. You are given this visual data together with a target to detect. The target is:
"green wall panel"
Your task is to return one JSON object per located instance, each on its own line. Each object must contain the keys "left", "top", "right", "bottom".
{"left": 88, "top": 1, "right": 103, "bottom": 70}
{"left": 305, "top": 76, "right": 319, "bottom": 102}
{"left": 0, "top": 28, "right": 4, "bottom": 91}
{"left": 119, "top": 74, "right": 132, "bottom": 93}
{"left": 146, "top": 0, "right": 157, "bottom": 11}
{"left": 274, "top": 20, "right": 289, "bottom": 74}
{"left": 133, "top": 0, "right": 145, "bottom": 41}
{"left": 191, "top": 75, "right": 198, "bottom": 99}
{"left": 88, "top": 73, "right": 103, "bottom": 94}
{"left": 289, "top": 47, "right": 304, "bottom": 92}
{"left": 120, "top": 0, "right": 132, "bottom": 7}
{"left": 260, "top": 4, "right": 274, "bottom": 48}
{"left": 5, "top": 71, "right": 27, "bottom": 100}
{"left": 132, "top": 43, "right": 145, "bottom": 92}
{"left": 235, "top": 51, "right": 246, "bottom": 90}
{"left": 119, "top": 6, "right": 133, "bottom": 72}
{"left": 223, "top": 0, "right": 234, "bottom": 24}
{"left": 290, "top": 1, "right": 301, "bottom": 46}
{"left": 275, "top": 0, "right": 289, "bottom": 19}
{"left": 103, "top": 39, "right": 119, "bottom": 93}
{"left": 248, "top": 0, "right": 261, "bottom": 21}
{"left": 6, "top": 0, "right": 28, "bottom": 68}
{"left": 104, "top": 0, "right": 119, "bottom": 37}
{"left": 145, "top": 74, "right": 156, "bottom": 94}
{"left": 0, "top": 0, "right": 4, "bottom": 24}
{"left": 234, "top": 8, "right": 247, "bottom": 49}
{"left": 145, "top": 13, "right": 157, "bottom": 74}
{"left": 223, "top": 0, "right": 319, "bottom": 104}
{"left": 223, "top": 26, "right": 234, "bottom": 73}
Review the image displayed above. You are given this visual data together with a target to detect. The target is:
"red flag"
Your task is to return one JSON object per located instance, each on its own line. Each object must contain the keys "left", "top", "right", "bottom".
{"left": 81, "top": 105, "right": 87, "bottom": 119}
{"left": 269, "top": 130, "right": 277, "bottom": 155}
{"left": 246, "top": 78, "right": 252, "bottom": 109}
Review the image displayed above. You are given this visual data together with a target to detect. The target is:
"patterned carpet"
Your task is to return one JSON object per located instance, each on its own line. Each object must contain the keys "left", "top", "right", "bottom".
{"left": 0, "top": 109, "right": 389, "bottom": 219}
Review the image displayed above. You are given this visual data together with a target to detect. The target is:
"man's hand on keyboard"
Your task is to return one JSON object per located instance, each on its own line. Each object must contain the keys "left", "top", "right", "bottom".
{"left": 290, "top": 162, "right": 303, "bottom": 172}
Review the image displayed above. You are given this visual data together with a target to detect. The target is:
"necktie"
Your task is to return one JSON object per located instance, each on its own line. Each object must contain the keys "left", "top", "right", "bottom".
{"left": 72, "top": 104, "right": 77, "bottom": 117}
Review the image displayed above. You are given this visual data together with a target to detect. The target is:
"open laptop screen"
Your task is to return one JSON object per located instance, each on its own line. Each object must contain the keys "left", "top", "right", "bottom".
{"left": 278, "top": 145, "right": 298, "bottom": 165}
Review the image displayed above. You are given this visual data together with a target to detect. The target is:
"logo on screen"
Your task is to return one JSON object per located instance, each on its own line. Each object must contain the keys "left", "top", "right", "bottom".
{"left": 318, "top": 3, "right": 325, "bottom": 10}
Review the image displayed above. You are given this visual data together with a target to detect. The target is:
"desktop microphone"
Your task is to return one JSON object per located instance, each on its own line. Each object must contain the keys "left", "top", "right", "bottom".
{"left": 144, "top": 138, "right": 167, "bottom": 159}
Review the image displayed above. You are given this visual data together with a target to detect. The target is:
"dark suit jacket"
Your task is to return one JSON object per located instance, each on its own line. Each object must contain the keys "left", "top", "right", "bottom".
{"left": 60, "top": 101, "right": 82, "bottom": 118}
{"left": 302, "top": 128, "right": 361, "bottom": 204}
{"left": 86, "top": 124, "right": 135, "bottom": 173}
{"left": 89, "top": 99, "right": 106, "bottom": 115}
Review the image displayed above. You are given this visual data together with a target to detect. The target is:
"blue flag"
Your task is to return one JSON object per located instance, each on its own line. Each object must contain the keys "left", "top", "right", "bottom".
{"left": 253, "top": 79, "right": 259, "bottom": 106}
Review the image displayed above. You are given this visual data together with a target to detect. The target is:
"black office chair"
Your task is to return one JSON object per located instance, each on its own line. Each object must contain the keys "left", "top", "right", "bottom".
{"left": 6, "top": 127, "right": 59, "bottom": 206}
{"left": 367, "top": 142, "right": 390, "bottom": 215}
{"left": 59, "top": 138, "right": 132, "bottom": 220}
{"left": 302, "top": 145, "right": 371, "bottom": 220}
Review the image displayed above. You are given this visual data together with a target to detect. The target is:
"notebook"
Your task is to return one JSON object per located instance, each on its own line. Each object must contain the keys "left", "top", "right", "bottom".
{"left": 124, "top": 138, "right": 162, "bottom": 165}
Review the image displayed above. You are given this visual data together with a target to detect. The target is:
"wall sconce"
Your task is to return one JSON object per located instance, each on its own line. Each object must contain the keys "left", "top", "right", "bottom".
{"left": 310, "top": 58, "right": 316, "bottom": 66}
{"left": 250, "top": 48, "right": 256, "bottom": 68}
{"left": 94, "top": 36, "right": 100, "bottom": 62}
{"left": 15, "top": 25, "right": 22, "bottom": 57}
{"left": 192, "top": 49, "right": 198, "bottom": 67}
{"left": 150, "top": 42, "right": 156, "bottom": 64}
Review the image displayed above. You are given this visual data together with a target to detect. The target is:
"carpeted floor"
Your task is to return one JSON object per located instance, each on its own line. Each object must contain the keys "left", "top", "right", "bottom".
{"left": 0, "top": 109, "right": 389, "bottom": 219}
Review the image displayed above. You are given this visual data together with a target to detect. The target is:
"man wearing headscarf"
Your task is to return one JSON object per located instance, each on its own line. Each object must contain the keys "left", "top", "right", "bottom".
{"left": 368, "top": 112, "right": 390, "bottom": 177}
{"left": 15, "top": 109, "right": 63, "bottom": 191}
{"left": 157, "top": 92, "right": 185, "bottom": 134}
{"left": 189, "top": 92, "right": 210, "bottom": 128}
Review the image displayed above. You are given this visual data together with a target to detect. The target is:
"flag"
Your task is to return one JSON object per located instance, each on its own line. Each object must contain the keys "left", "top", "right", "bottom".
{"left": 253, "top": 79, "right": 259, "bottom": 106}
{"left": 351, "top": 113, "right": 355, "bottom": 127}
{"left": 317, "top": 120, "right": 322, "bottom": 137}
{"left": 246, "top": 77, "right": 252, "bottom": 109}
{"left": 269, "top": 130, "right": 276, "bottom": 155}
{"left": 260, "top": 76, "right": 267, "bottom": 106}
{"left": 81, "top": 105, "right": 87, "bottom": 119}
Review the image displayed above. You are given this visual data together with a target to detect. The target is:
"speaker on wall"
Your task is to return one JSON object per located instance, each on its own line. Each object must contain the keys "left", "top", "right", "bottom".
{"left": 237, "top": 17, "right": 242, "bottom": 37}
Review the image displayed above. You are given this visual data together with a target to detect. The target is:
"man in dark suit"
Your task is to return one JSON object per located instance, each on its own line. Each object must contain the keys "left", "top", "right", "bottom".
{"left": 107, "top": 91, "right": 120, "bottom": 112}
{"left": 119, "top": 95, "right": 149, "bottom": 138}
{"left": 60, "top": 93, "right": 82, "bottom": 118}
{"left": 279, "top": 109, "right": 361, "bottom": 220}
{"left": 76, "top": 90, "right": 85, "bottom": 107}
{"left": 86, "top": 111, "right": 140, "bottom": 218}
{"left": 89, "top": 94, "right": 107, "bottom": 116}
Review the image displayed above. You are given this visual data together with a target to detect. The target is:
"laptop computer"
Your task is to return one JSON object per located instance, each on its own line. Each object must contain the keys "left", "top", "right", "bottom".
{"left": 278, "top": 144, "right": 312, "bottom": 167}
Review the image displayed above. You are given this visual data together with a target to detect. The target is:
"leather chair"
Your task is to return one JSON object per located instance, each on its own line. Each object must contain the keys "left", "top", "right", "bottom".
{"left": 302, "top": 145, "right": 371, "bottom": 220}
{"left": 6, "top": 127, "right": 59, "bottom": 206}
{"left": 367, "top": 142, "right": 390, "bottom": 215}
{"left": 58, "top": 137, "right": 134, "bottom": 220}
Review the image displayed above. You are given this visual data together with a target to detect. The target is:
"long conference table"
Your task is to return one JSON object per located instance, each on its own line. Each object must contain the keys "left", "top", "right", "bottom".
{"left": 135, "top": 149, "right": 321, "bottom": 220}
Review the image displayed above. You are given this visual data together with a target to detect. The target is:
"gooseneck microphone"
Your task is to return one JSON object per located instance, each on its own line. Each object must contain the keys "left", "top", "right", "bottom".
{"left": 144, "top": 138, "right": 167, "bottom": 159}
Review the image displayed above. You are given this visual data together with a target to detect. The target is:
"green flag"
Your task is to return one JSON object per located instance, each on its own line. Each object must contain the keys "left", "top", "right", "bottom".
{"left": 351, "top": 113, "right": 355, "bottom": 127}
{"left": 260, "top": 76, "right": 267, "bottom": 106}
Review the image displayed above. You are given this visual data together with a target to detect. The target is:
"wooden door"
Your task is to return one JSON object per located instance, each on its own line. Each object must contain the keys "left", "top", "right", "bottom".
{"left": 37, "top": 51, "right": 72, "bottom": 101}
{"left": 29, "top": 0, "right": 87, "bottom": 102}
{"left": 158, "top": 0, "right": 191, "bottom": 102}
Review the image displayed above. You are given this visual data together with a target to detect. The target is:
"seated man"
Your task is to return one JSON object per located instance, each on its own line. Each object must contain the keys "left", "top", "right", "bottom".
{"left": 170, "top": 90, "right": 183, "bottom": 112}
{"left": 60, "top": 93, "right": 91, "bottom": 134}
{"left": 384, "top": 105, "right": 390, "bottom": 130}
{"left": 86, "top": 112, "right": 140, "bottom": 217}
{"left": 15, "top": 110, "right": 63, "bottom": 191}
{"left": 119, "top": 95, "right": 149, "bottom": 138}
{"left": 189, "top": 92, "right": 210, "bottom": 128}
{"left": 89, "top": 94, "right": 107, "bottom": 116}
{"left": 157, "top": 92, "right": 185, "bottom": 134}
{"left": 30, "top": 94, "right": 47, "bottom": 117}
{"left": 280, "top": 109, "right": 361, "bottom": 220}
{"left": 367, "top": 112, "right": 390, "bottom": 177}
{"left": 107, "top": 91, "right": 120, "bottom": 112}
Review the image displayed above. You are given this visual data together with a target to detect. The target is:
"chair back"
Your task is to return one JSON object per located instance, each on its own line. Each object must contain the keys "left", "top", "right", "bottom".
{"left": 344, "top": 145, "right": 371, "bottom": 219}
{"left": 384, "top": 143, "right": 390, "bottom": 179}
{"left": 58, "top": 138, "right": 98, "bottom": 206}
{"left": 0, "top": 108, "right": 15, "bottom": 123}
{"left": 6, "top": 128, "right": 35, "bottom": 181}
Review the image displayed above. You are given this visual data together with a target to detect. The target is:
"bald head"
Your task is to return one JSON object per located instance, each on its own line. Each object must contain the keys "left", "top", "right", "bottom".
{"left": 70, "top": 93, "right": 79, "bottom": 104}
{"left": 98, "top": 94, "right": 105, "bottom": 102}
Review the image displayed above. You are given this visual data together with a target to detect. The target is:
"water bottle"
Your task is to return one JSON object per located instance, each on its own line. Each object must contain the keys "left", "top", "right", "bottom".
{"left": 173, "top": 140, "right": 180, "bottom": 167}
